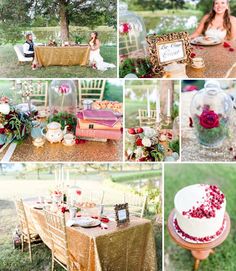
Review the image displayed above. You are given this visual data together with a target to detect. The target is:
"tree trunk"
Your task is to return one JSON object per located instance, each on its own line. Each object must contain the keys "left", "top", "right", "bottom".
{"left": 59, "top": 0, "right": 69, "bottom": 42}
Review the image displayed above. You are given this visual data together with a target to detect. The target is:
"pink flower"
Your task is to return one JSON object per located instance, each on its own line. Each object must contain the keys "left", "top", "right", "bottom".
{"left": 76, "top": 190, "right": 81, "bottom": 196}
{"left": 58, "top": 84, "right": 70, "bottom": 94}
{"left": 0, "top": 96, "right": 9, "bottom": 104}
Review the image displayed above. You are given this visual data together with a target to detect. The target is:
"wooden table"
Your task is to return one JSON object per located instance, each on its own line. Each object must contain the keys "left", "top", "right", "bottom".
{"left": 34, "top": 45, "right": 90, "bottom": 67}
{"left": 187, "top": 41, "right": 236, "bottom": 78}
{"left": 167, "top": 209, "right": 231, "bottom": 270}
{"left": 23, "top": 198, "right": 157, "bottom": 271}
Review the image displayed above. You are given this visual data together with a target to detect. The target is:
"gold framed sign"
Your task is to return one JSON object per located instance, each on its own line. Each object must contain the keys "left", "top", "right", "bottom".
{"left": 114, "top": 203, "right": 130, "bottom": 227}
{"left": 146, "top": 31, "right": 191, "bottom": 77}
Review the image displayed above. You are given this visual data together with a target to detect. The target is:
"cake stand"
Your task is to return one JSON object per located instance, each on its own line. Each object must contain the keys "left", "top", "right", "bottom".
{"left": 167, "top": 209, "right": 231, "bottom": 270}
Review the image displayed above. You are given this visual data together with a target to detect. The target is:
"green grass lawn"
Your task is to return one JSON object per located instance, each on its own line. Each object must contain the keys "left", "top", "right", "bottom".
{"left": 165, "top": 164, "right": 236, "bottom": 271}
{"left": 0, "top": 45, "right": 117, "bottom": 78}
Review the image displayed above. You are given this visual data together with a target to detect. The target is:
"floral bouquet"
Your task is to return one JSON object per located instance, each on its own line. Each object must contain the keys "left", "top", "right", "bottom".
{"left": 126, "top": 127, "right": 166, "bottom": 161}
{"left": 0, "top": 96, "right": 37, "bottom": 147}
{"left": 193, "top": 105, "right": 229, "bottom": 147}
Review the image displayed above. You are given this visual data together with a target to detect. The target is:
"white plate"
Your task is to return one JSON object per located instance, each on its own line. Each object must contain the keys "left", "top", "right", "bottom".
{"left": 191, "top": 36, "right": 222, "bottom": 46}
{"left": 75, "top": 217, "right": 101, "bottom": 228}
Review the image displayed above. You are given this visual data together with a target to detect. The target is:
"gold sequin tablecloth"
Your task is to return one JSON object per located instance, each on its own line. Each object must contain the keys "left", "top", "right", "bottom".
{"left": 34, "top": 46, "right": 90, "bottom": 67}
{"left": 0, "top": 137, "right": 123, "bottom": 162}
{"left": 186, "top": 41, "right": 236, "bottom": 78}
{"left": 181, "top": 91, "right": 236, "bottom": 162}
{"left": 24, "top": 199, "right": 157, "bottom": 271}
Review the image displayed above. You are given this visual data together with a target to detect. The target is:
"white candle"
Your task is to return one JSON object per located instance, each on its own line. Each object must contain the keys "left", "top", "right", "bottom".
{"left": 167, "top": 89, "right": 171, "bottom": 117}
{"left": 147, "top": 89, "right": 150, "bottom": 117}
{"left": 67, "top": 170, "right": 69, "bottom": 182}
{"left": 156, "top": 87, "right": 160, "bottom": 123}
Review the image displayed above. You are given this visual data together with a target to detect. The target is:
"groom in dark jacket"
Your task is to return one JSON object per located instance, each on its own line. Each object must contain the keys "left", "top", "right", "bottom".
{"left": 23, "top": 33, "right": 35, "bottom": 58}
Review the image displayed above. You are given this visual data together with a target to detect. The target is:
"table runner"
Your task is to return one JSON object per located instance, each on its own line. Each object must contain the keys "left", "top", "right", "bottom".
{"left": 24, "top": 200, "right": 157, "bottom": 271}
{"left": 34, "top": 46, "right": 90, "bottom": 67}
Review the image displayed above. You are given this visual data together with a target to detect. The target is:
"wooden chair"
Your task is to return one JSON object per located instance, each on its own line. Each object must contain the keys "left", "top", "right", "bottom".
{"left": 123, "top": 193, "right": 147, "bottom": 218}
{"left": 137, "top": 109, "right": 157, "bottom": 127}
{"left": 20, "top": 80, "right": 48, "bottom": 109}
{"left": 15, "top": 199, "right": 41, "bottom": 262}
{"left": 44, "top": 209, "right": 78, "bottom": 271}
{"left": 78, "top": 79, "right": 106, "bottom": 107}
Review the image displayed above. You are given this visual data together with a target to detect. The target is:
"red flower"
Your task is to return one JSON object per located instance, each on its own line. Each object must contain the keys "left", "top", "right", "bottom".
{"left": 76, "top": 190, "right": 81, "bottom": 196}
{"left": 101, "top": 217, "right": 109, "bottom": 223}
{"left": 223, "top": 42, "right": 231, "bottom": 48}
{"left": 229, "top": 47, "right": 235, "bottom": 52}
{"left": 199, "top": 109, "right": 219, "bottom": 129}
{"left": 0, "top": 128, "right": 5, "bottom": 134}
{"left": 136, "top": 137, "right": 143, "bottom": 146}
{"left": 61, "top": 207, "right": 66, "bottom": 213}
{"left": 120, "top": 23, "right": 131, "bottom": 34}
{"left": 190, "top": 52, "right": 196, "bottom": 58}
{"left": 183, "top": 85, "right": 198, "bottom": 92}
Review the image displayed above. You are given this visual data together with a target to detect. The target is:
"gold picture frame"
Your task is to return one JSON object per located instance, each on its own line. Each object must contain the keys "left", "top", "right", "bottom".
{"left": 114, "top": 203, "right": 130, "bottom": 227}
{"left": 146, "top": 31, "right": 191, "bottom": 77}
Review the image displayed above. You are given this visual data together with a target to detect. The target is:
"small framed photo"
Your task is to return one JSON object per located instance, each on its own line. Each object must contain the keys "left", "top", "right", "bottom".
{"left": 114, "top": 203, "right": 130, "bottom": 227}
{"left": 146, "top": 31, "right": 191, "bottom": 77}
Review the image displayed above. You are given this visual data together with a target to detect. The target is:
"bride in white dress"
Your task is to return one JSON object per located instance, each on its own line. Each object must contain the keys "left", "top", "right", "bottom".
{"left": 190, "top": 0, "right": 236, "bottom": 41}
{"left": 89, "top": 32, "right": 116, "bottom": 71}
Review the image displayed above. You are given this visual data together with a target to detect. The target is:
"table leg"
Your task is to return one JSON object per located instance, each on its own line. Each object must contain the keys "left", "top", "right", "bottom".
{"left": 194, "top": 258, "right": 200, "bottom": 270}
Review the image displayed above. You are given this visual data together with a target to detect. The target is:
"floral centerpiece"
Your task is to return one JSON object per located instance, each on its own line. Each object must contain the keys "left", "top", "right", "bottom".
{"left": 126, "top": 127, "right": 164, "bottom": 161}
{"left": 0, "top": 96, "right": 37, "bottom": 147}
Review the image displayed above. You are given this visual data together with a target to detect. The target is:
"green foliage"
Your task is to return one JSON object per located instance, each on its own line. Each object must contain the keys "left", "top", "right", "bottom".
{"left": 49, "top": 112, "right": 77, "bottom": 132}
{"left": 103, "top": 82, "right": 123, "bottom": 102}
{"left": 111, "top": 170, "right": 160, "bottom": 182}
{"left": 119, "top": 58, "right": 152, "bottom": 78}
{"left": 0, "top": 0, "right": 117, "bottom": 44}
{"left": 169, "top": 139, "right": 179, "bottom": 154}
{"left": 194, "top": 115, "right": 228, "bottom": 146}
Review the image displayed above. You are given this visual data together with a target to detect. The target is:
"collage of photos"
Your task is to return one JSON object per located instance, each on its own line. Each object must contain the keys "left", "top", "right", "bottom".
{"left": 0, "top": 0, "right": 236, "bottom": 271}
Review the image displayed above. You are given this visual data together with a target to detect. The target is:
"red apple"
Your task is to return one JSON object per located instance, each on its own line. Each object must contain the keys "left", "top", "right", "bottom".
{"left": 136, "top": 127, "right": 144, "bottom": 133}
{"left": 128, "top": 128, "right": 136, "bottom": 134}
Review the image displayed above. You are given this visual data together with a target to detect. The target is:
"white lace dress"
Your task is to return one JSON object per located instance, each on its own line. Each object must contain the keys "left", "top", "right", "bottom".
{"left": 205, "top": 28, "right": 227, "bottom": 40}
{"left": 89, "top": 41, "right": 116, "bottom": 71}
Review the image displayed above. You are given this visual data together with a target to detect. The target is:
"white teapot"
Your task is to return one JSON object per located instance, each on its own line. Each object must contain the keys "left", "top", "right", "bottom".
{"left": 41, "top": 122, "right": 67, "bottom": 143}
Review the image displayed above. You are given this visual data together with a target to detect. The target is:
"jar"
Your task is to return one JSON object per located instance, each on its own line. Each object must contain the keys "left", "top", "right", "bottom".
{"left": 82, "top": 99, "right": 93, "bottom": 110}
{"left": 119, "top": 2, "right": 147, "bottom": 61}
{"left": 190, "top": 80, "right": 233, "bottom": 148}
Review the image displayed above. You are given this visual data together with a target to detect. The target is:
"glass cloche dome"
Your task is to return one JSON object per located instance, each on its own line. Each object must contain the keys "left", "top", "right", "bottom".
{"left": 119, "top": 2, "right": 147, "bottom": 61}
{"left": 190, "top": 80, "right": 233, "bottom": 148}
{"left": 49, "top": 80, "right": 77, "bottom": 116}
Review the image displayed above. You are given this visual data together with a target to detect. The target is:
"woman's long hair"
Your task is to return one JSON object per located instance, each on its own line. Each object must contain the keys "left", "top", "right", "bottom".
{"left": 89, "top": 32, "right": 98, "bottom": 45}
{"left": 202, "top": 0, "right": 232, "bottom": 39}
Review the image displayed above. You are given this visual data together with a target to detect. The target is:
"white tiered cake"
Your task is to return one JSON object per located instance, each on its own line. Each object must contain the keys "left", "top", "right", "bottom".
{"left": 174, "top": 184, "right": 226, "bottom": 242}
